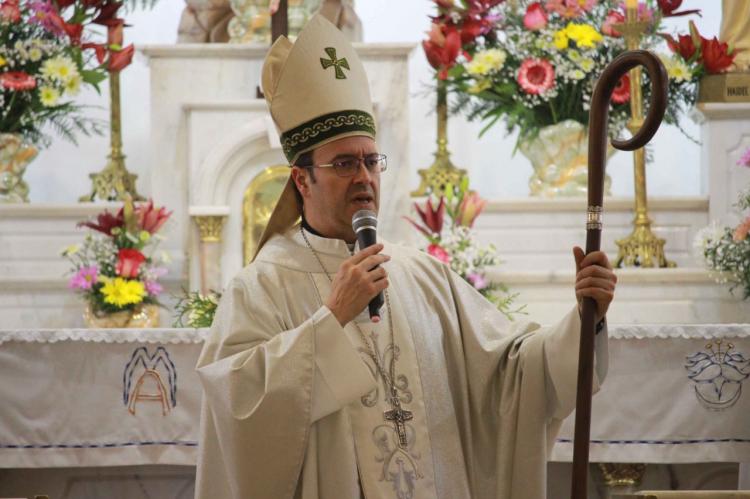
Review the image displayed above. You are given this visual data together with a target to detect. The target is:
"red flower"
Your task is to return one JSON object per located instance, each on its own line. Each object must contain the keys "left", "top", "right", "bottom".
{"left": 116, "top": 248, "right": 146, "bottom": 278}
{"left": 427, "top": 244, "right": 451, "bottom": 264}
{"left": 55, "top": 0, "right": 77, "bottom": 8}
{"left": 423, "top": 24, "right": 461, "bottom": 80}
{"left": 523, "top": 2, "right": 547, "bottom": 31}
{"left": 63, "top": 22, "right": 83, "bottom": 45}
{"left": 701, "top": 37, "right": 734, "bottom": 74}
{"left": 135, "top": 199, "right": 172, "bottom": 234}
{"left": 601, "top": 10, "right": 624, "bottom": 37}
{"left": 460, "top": 18, "right": 486, "bottom": 45}
{"left": 108, "top": 44, "right": 134, "bottom": 72}
{"left": 517, "top": 58, "right": 555, "bottom": 95}
{"left": 78, "top": 209, "right": 124, "bottom": 236}
{"left": 0, "top": 72, "right": 36, "bottom": 91}
{"left": 82, "top": 42, "right": 108, "bottom": 64}
{"left": 611, "top": 74, "right": 630, "bottom": 104}
{"left": 107, "top": 18, "right": 124, "bottom": 46}
{"left": 456, "top": 191, "right": 487, "bottom": 228}
{"left": 92, "top": 1, "right": 123, "bottom": 26}
{"left": 657, "top": 0, "right": 701, "bottom": 18}
{"left": 0, "top": 0, "right": 20, "bottom": 22}
{"left": 662, "top": 32, "right": 699, "bottom": 61}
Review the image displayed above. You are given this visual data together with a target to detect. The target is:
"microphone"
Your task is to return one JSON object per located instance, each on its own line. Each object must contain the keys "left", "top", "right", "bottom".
{"left": 352, "top": 209, "right": 384, "bottom": 322}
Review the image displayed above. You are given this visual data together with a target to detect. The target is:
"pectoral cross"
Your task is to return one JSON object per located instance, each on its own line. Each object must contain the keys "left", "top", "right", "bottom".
{"left": 384, "top": 389, "right": 412, "bottom": 449}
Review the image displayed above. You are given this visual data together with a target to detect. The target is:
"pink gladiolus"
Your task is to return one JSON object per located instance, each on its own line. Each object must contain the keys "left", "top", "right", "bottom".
{"left": 116, "top": 248, "right": 146, "bottom": 278}
{"left": 733, "top": 217, "right": 750, "bottom": 242}
{"left": 136, "top": 199, "right": 172, "bottom": 234}
{"left": 456, "top": 191, "right": 488, "bottom": 227}
{"left": 68, "top": 266, "right": 98, "bottom": 290}
{"left": 737, "top": 147, "right": 750, "bottom": 168}
{"left": 427, "top": 244, "right": 451, "bottom": 264}
{"left": 523, "top": 2, "right": 547, "bottom": 31}
{"left": 145, "top": 280, "right": 163, "bottom": 296}
{"left": 467, "top": 272, "right": 489, "bottom": 290}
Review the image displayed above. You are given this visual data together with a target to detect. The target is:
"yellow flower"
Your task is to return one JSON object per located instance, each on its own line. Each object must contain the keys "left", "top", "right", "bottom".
{"left": 476, "top": 49, "right": 507, "bottom": 71}
{"left": 553, "top": 30, "right": 569, "bottom": 50}
{"left": 64, "top": 74, "right": 82, "bottom": 95}
{"left": 569, "top": 69, "right": 586, "bottom": 80}
{"left": 62, "top": 244, "right": 80, "bottom": 256}
{"left": 659, "top": 54, "right": 690, "bottom": 83}
{"left": 468, "top": 79, "right": 492, "bottom": 94}
{"left": 565, "top": 23, "right": 603, "bottom": 48}
{"left": 465, "top": 58, "right": 490, "bottom": 76}
{"left": 579, "top": 58, "right": 595, "bottom": 72}
{"left": 139, "top": 230, "right": 151, "bottom": 242}
{"left": 41, "top": 56, "right": 78, "bottom": 83}
{"left": 0, "top": 55, "right": 6, "bottom": 68}
{"left": 28, "top": 47, "right": 43, "bottom": 62}
{"left": 567, "top": 49, "right": 581, "bottom": 62}
{"left": 39, "top": 86, "right": 60, "bottom": 107}
{"left": 100, "top": 277, "right": 146, "bottom": 307}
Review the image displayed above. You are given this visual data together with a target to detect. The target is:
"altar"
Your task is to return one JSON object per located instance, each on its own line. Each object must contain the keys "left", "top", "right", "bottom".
{"left": 1, "top": 324, "right": 748, "bottom": 498}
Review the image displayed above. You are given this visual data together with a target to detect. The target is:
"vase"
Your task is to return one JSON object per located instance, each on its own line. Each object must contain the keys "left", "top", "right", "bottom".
{"left": 83, "top": 303, "right": 160, "bottom": 328}
{"left": 0, "top": 133, "right": 37, "bottom": 203}
{"left": 518, "top": 120, "right": 613, "bottom": 197}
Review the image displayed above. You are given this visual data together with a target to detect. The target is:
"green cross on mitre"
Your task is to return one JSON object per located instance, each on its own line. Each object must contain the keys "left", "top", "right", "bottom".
{"left": 320, "top": 47, "right": 350, "bottom": 80}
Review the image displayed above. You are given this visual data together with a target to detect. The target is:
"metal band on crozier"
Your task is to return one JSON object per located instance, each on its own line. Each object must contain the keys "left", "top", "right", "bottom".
{"left": 280, "top": 110, "right": 376, "bottom": 162}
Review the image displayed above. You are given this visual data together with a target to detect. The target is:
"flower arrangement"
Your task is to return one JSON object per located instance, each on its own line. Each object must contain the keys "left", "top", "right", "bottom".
{"left": 696, "top": 176, "right": 750, "bottom": 300}
{"left": 63, "top": 198, "right": 172, "bottom": 316}
{"left": 405, "top": 178, "right": 525, "bottom": 319}
{"left": 0, "top": 0, "right": 138, "bottom": 147}
{"left": 173, "top": 290, "right": 221, "bottom": 328}
{"left": 423, "top": 0, "right": 727, "bottom": 146}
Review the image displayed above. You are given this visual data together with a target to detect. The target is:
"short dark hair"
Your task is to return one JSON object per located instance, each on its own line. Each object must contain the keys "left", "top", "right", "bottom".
{"left": 292, "top": 150, "right": 316, "bottom": 206}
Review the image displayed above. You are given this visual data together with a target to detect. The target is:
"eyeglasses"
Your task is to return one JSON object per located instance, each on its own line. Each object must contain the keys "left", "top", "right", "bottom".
{"left": 311, "top": 153, "right": 388, "bottom": 177}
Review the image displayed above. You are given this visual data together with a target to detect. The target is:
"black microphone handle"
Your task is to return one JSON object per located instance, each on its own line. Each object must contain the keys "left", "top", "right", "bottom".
{"left": 356, "top": 227, "right": 384, "bottom": 318}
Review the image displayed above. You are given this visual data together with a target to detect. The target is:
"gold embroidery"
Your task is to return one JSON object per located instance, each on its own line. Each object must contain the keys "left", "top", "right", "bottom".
{"left": 127, "top": 369, "right": 171, "bottom": 416}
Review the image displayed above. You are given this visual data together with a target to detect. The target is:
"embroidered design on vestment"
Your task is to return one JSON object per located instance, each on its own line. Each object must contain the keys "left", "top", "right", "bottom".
{"left": 123, "top": 346, "right": 177, "bottom": 416}
{"left": 320, "top": 47, "right": 350, "bottom": 79}
{"left": 685, "top": 339, "right": 750, "bottom": 411}
{"left": 359, "top": 330, "right": 412, "bottom": 408}
{"left": 280, "top": 110, "right": 375, "bottom": 161}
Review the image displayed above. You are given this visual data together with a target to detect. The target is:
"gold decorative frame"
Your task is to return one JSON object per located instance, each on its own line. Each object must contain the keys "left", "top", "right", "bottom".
{"left": 243, "top": 165, "right": 292, "bottom": 265}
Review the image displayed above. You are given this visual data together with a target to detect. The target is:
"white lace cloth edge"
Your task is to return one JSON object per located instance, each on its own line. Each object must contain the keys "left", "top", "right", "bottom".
{"left": 0, "top": 325, "right": 748, "bottom": 344}
{"left": 0, "top": 328, "right": 210, "bottom": 344}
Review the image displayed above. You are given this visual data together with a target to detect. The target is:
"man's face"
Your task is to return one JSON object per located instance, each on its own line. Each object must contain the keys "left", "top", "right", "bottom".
{"left": 292, "top": 135, "right": 381, "bottom": 242}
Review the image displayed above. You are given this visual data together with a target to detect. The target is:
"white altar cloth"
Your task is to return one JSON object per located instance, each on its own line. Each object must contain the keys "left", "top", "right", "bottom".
{"left": 1, "top": 325, "right": 748, "bottom": 468}
{"left": 0, "top": 328, "right": 206, "bottom": 468}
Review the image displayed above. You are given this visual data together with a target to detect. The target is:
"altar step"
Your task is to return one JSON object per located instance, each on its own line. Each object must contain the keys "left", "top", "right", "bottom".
{"left": 2, "top": 198, "right": 745, "bottom": 328}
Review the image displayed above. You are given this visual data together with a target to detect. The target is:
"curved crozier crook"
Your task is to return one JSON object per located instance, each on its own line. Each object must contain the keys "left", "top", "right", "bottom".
{"left": 571, "top": 49, "right": 668, "bottom": 499}
{"left": 587, "top": 50, "right": 668, "bottom": 207}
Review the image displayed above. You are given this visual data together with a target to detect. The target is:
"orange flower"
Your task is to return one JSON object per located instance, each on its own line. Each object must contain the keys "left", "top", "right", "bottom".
{"left": 733, "top": 217, "right": 750, "bottom": 242}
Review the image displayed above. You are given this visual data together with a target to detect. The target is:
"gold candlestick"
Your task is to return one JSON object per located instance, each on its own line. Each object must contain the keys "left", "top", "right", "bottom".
{"left": 80, "top": 70, "right": 143, "bottom": 202}
{"left": 411, "top": 80, "right": 467, "bottom": 197}
{"left": 613, "top": 6, "right": 675, "bottom": 268}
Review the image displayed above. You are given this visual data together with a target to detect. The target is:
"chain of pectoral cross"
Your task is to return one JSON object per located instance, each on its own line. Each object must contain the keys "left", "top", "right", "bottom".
{"left": 301, "top": 226, "right": 413, "bottom": 448}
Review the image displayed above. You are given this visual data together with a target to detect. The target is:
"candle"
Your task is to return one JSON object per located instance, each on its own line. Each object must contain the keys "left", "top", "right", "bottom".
{"left": 625, "top": 0, "right": 638, "bottom": 9}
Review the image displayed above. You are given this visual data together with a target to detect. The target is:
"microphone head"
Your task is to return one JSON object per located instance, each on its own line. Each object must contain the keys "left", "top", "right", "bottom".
{"left": 352, "top": 210, "right": 378, "bottom": 232}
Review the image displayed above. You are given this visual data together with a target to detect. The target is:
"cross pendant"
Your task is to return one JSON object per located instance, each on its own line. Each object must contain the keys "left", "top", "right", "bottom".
{"left": 384, "top": 393, "right": 413, "bottom": 449}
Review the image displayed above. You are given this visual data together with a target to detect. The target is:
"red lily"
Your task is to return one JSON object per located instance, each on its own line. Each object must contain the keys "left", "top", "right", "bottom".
{"left": 701, "top": 37, "right": 734, "bottom": 74}
{"left": 63, "top": 22, "right": 83, "bottom": 45}
{"left": 136, "top": 199, "right": 172, "bottom": 234}
{"left": 404, "top": 197, "right": 446, "bottom": 239}
{"left": 663, "top": 32, "right": 699, "bottom": 61}
{"left": 78, "top": 209, "right": 125, "bottom": 236}
{"left": 108, "top": 44, "right": 134, "bottom": 72}
{"left": 54, "top": 0, "right": 76, "bottom": 8}
{"left": 656, "top": 0, "right": 700, "bottom": 18}
{"left": 116, "top": 248, "right": 146, "bottom": 278}
{"left": 82, "top": 42, "right": 107, "bottom": 64}
{"left": 108, "top": 18, "right": 124, "bottom": 46}
{"left": 423, "top": 23, "right": 461, "bottom": 80}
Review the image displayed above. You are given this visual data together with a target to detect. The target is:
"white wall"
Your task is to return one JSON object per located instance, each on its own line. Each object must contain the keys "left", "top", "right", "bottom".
{"left": 25, "top": 0, "right": 720, "bottom": 203}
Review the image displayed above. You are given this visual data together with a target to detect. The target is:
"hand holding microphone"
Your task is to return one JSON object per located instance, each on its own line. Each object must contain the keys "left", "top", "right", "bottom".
{"left": 324, "top": 210, "right": 389, "bottom": 326}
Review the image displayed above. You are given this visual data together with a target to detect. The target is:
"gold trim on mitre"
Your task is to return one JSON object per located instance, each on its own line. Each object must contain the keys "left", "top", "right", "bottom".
{"left": 253, "top": 13, "right": 376, "bottom": 260}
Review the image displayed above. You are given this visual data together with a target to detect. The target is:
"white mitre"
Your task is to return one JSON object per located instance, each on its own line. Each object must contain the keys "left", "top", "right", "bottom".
{"left": 254, "top": 14, "right": 376, "bottom": 259}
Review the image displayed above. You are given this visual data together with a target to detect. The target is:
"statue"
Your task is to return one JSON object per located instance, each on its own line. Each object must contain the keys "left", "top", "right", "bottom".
{"left": 177, "top": 0, "right": 362, "bottom": 44}
{"left": 720, "top": 0, "right": 750, "bottom": 72}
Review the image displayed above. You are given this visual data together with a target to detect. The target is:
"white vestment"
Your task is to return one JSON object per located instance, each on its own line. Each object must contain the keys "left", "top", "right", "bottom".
{"left": 195, "top": 225, "right": 608, "bottom": 499}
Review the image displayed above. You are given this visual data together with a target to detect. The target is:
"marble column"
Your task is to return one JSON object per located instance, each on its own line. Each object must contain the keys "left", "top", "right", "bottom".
{"left": 189, "top": 206, "right": 230, "bottom": 294}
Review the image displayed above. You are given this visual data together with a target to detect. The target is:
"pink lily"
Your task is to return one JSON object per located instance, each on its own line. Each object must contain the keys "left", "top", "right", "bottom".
{"left": 136, "top": 199, "right": 172, "bottom": 235}
{"left": 456, "top": 191, "right": 487, "bottom": 228}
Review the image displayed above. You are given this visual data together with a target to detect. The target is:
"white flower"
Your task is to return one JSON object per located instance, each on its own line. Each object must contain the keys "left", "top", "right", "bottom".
{"left": 39, "top": 86, "right": 60, "bottom": 107}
